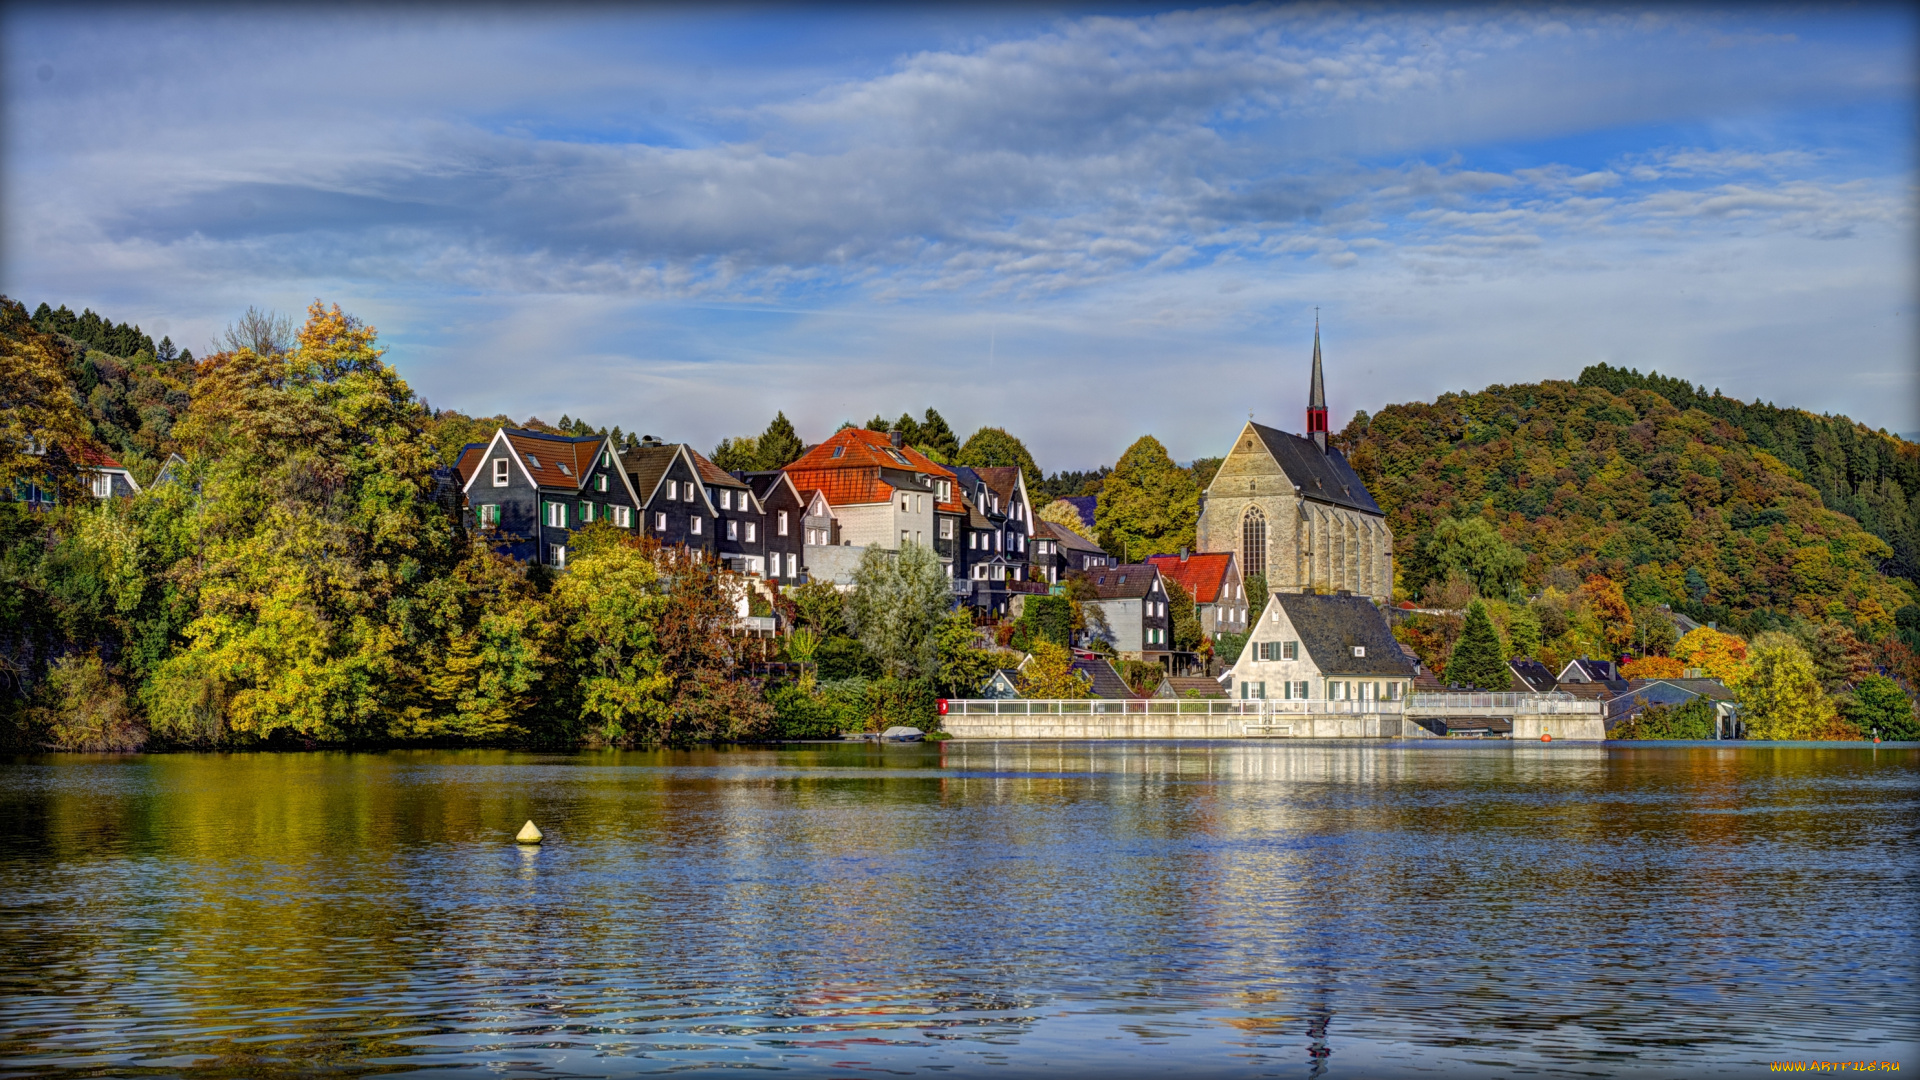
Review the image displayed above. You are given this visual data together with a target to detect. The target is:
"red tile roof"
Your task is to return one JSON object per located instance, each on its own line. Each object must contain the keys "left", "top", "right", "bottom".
{"left": 455, "top": 429, "right": 605, "bottom": 491}
{"left": 79, "top": 445, "right": 125, "bottom": 469}
{"left": 784, "top": 427, "right": 963, "bottom": 511}
{"left": 1147, "top": 552, "right": 1236, "bottom": 604}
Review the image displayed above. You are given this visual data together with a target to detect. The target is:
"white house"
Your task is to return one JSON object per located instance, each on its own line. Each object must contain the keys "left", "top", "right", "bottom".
{"left": 1228, "top": 591, "right": 1417, "bottom": 702}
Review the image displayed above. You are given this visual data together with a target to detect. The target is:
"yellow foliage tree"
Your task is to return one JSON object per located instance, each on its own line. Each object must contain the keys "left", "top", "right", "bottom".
{"left": 1017, "top": 640, "right": 1091, "bottom": 699}
{"left": 1580, "top": 574, "right": 1633, "bottom": 657}
{"left": 1039, "top": 499, "right": 1096, "bottom": 541}
{"left": 1733, "top": 633, "right": 1838, "bottom": 741}
{"left": 1673, "top": 627, "right": 1749, "bottom": 681}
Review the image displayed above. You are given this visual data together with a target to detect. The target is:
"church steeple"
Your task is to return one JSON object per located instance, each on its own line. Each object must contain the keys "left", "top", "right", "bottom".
{"left": 1307, "top": 312, "right": 1328, "bottom": 452}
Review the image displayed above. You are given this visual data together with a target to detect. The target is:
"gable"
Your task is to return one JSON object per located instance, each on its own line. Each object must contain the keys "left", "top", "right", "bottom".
{"left": 1215, "top": 421, "right": 1382, "bottom": 516}
{"left": 460, "top": 430, "right": 536, "bottom": 494}
{"left": 1262, "top": 593, "right": 1415, "bottom": 675}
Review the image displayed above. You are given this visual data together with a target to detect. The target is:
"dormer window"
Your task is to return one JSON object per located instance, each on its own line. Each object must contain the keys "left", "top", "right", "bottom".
{"left": 492, "top": 459, "right": 509, "bottom": 487}
{"left": 526, "top": 454, "right": 541, "bottom": 469}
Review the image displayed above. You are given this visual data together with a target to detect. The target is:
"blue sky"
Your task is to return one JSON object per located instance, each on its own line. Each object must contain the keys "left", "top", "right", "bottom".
{"left": 4, "top": 4, "right": 1914, "bottom": 469}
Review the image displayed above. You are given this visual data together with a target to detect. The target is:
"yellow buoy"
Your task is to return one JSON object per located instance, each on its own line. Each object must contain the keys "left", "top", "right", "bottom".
{"left": 516, "top": 820, "right": 543, "bottom": 844}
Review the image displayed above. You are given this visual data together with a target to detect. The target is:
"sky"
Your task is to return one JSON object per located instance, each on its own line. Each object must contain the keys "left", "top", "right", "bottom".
{"left": 4, "top": 3, "right": 1915, "bottom": 470}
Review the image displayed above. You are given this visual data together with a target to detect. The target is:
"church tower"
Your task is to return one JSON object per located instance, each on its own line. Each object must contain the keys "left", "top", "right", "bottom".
{"left": 1307, "top": 315, "right": 1328, "bottom": 450}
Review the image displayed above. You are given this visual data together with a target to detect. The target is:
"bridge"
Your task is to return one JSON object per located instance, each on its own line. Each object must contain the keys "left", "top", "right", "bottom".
{"left": 938, "top": 692, "right": 1604, "bottom": 740}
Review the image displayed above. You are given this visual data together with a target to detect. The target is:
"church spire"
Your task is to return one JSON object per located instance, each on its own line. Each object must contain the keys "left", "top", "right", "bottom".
{"left": 1307, "top": 311, "right": 1328, "bottom": 452}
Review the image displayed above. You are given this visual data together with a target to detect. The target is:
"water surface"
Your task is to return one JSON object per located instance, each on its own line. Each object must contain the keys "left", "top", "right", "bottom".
{"left": 2, "top": 742, "right": 1915, "bottom": 1077}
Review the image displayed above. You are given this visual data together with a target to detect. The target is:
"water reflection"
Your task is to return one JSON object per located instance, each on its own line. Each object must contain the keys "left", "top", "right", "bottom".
{"left": 0, "top": 743, "right": 1914, "bottom": 1077}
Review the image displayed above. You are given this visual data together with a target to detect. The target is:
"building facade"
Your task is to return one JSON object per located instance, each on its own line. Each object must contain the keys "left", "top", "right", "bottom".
{"left": 457, "top": 428, "right": 642, "bottom": 566}
{"left": 1228, "top": 591, "right": 1417, "bottom": 701}
{"left": 1194, "top": 322, "right": 1394, "bottom": 602}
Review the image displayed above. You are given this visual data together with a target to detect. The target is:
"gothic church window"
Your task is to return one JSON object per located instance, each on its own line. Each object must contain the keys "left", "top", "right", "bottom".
{"left": 1242, "top": 507, "right": 1266, "bottom": 577}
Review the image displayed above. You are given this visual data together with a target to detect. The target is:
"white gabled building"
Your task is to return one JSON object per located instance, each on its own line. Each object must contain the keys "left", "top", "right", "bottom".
{"left": 1228, "top": 591, "right": 1417, "bottom": 703}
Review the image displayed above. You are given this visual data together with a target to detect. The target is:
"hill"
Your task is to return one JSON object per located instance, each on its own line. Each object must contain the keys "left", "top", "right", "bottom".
{"left": 1337, "top": 368, "right": 1919, "bottom": 637}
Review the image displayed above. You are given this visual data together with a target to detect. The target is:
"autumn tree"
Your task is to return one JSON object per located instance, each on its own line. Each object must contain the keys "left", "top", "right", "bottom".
{"left": 1095, "top": 435, "right": 1198, "bottom": 563}
{"left": 1735, "top": 633, "right": 1839, "bottom": 740}
{"left": 1673, "top": 627, "right": 1749, "bottom": 680}
{"left": 1039, "top": 498, "right": 1096, "bottom": 541}
{"left": 1581, "top": 574, "right": 1634, "bottom": 657}
{"left": 1017, "top": 640, "right": 1090, "bottom": 699}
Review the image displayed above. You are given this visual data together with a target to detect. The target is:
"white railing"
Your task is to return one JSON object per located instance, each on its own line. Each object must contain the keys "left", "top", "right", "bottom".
{"left": 1407, "top": 692, "right": 1601, "bottom": 716}
{"left": 944, "top": 698, "right": 1405, "bottom": 717}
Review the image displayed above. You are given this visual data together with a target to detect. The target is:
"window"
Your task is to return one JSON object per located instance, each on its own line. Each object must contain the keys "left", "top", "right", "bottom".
{"left": 1283, "top": 641, "right": 1298, "bottom": 660}
{"left": 915, "top": 531, "right": 923, "bottom": 546}
{"left": 938, "top": 480, "right": 951, "bottom": 501}
{"left": 492, "top": 458, "right": 509, "bottom": 486}
{"left": 1242, "top": 506, "right": 1267, "bottom": 577}
{"left": 666, "top": 480, "right": 678, "bottom": 500}
{"left": 579, "top": 501, "right": 594, "bottom": 523}
{"left": 1240, "top": 681, "right": 1266, "bottom": 700}
{"left": 93, "top": 473, "right": 112, "bottom": 498}
{"left": 939, "top": 519, "right": 954, "bottom": 539}
{"left": 544, "top": 501, "right": 567, "bottom": 528}
{"left": 786, "top": 553, "right": 796, "bottom": 578}
{"left": 478, "top": 503, "right": 500, "bottom": 527}
{"left": 706, "top": 487, "right": 716, "bottom": 504}
{"left": 655, "top": 512, "right": 667, "bottom": 531}
{"left": 745, "top": 522, "right": 756, "bottom": 542}
{"left": 1295, "top": 681, "right": 1311, "bottom": 699}
{"left": 831, "top": 446, "right": 844, "bottom": 459}
{"left": 901, "top": 529, "right": 911, "bottom": 548}
{"left": 526, "top": 453, "right": 541, "bottom": 469}
{"left": 1387, "top": 682, "right": 1401, "bottom": 701}
{"left": 558, "top": 463, "right": 571, "bottom": 476}
{"left": 685, "top": 485, "right": 695, "bottom": 503}
{"left": 720, "top": 490, "right": 731, "bottom": 510}
{"left": 916, "top": 495, "right": 925, "bottom": 513}
{"left": 614, "top": 506, "right": 632, "bottom": 528}
{"left": 900, "top": 496, "right": 910, "bottom": 512}
{"left": 777, "top": 510, "right": 789, "bottom": 536}
{"left": 723, "top": 519, "right": 736, "bottom": 540}
{"left": 550, "top": 543, "right": 567, "bottom": 568}
{"left": 601, "top": 450, "right": 611, "bottom": 468}
{"left": 596, "top": 475, "right": 608, "bottom": 493}
{"left": 691, "top": 516, "right": 703, "bottom": 535}
{"left": 1352, "top": 646, "right": 1366, "bottom": 658}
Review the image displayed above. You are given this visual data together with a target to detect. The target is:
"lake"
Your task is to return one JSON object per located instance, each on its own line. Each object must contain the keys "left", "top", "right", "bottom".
{"left": 1, "top": 742, "right": 1914, "bottom": 1077}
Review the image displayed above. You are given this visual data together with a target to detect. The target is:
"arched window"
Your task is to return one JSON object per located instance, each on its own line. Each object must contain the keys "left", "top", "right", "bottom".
{"left": 1242, "top": 506, "right": 1266, "bottom": 578}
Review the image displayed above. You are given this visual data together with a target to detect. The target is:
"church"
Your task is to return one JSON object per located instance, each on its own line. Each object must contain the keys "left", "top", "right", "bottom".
{"left": 1194, "top": 321, "right": 1394, "bottom": 603}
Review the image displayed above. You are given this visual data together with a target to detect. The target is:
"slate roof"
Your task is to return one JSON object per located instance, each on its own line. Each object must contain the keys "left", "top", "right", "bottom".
{"left": 1061, "top": 496, "right": 1097, "bottom": 530}
{"left": 1072, "top": 656, "right": 1137, "bottom": 699}
{"left": 1560, "top": 658, "right": 1620, "bottom": 682}
{"left": 1147, "top": 552, "right": 1235, "bottom": 604}
{"left": 1268, "top": 592, "right": 1418, "bottom": 676}
{"left": 742, "top": 470, "right": 803, "bottom": 505}
{"left": 1079, "top": 564, "right": 1162, "bottom": 600}
{"left": 1039, "top": 519, "right": 1106, "bottom": 556}
{"left": 1244, "top": 421, "right": 1382, "bottom": 515}
{"left": 689, "top": 447, "right": 750, "bottom": 490}
{"left": 1508, "top": 659, "right": 1560, "bottom": 694}
{"left": 976, "top": 465, "right": 1021, "bottom": 506}
{"left": 1155, "top": 676, "right": 1227, "bottom": 698}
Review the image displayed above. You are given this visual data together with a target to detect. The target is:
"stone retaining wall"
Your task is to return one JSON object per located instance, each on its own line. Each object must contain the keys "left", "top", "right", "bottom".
{"left": 943, "top": 711, "right": 1433, "bottom": 740}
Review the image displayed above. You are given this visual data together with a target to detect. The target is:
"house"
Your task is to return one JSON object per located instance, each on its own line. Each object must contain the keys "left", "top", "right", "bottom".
{"left": 1035, "top": 520, "right": 1114, "bottom": 579}
{"left": 456, "top": 427, "right": 642, "bottom": 566}
{"left": 682, "top": 450, "right": 767, "bottom": 577}
{"left": 1508, "top": 658, "right": 1561, "bottom": 694}
{"left": 1193, "top": 318, "right": 1393, "bottom": 602}
{"left": 1146, "top": 551, "right": 1248, "bottom": 642}
{"left": 975, "top": 465, "right": 1037, "bottom": 580}
{"left": 1227, "top": 592, "right": 1417, "bottom": 702}
{"left": 1075, "top": 563, "right": 1173, "bottom": 665}
{"left": 1559, "top": 658, "right": 1622, "bottom": 683}
{"left": 980, "top": 669, "right": 1022, "bottom": 699}
{"left": 152, "top": 452, "right": 189, "bottom": 486}
{"left": 81, "top": 447, "right": 140, "bottom": 499}
{"left": 741, "top": 470, "right": 808, "bottom": 584}
{"left": 1604, "top": 678, "right": 1736, "bottom": 730}
{"left": 782, "top": 427, "right": 963, "bottom": 573}
{"left": 1153, "top": 675, "right": 1227, "bottom": 699}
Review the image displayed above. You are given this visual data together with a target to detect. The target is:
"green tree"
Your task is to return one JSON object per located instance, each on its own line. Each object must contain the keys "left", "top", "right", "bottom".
{"left": 1244, "top": 573, "right": 1269, "bottom": 627}
{"left": 1018, "top": 594, "right": 1074, "bottom": 648}
{"left": 933, "top": 610, "right": 997, "bottom": 699}
{"left": 1095, "top": 435, "right": 1198, "bottom": 563}
{"left": 1507, "top": 604, "right": 1543, "bottom": 658}
{"left": 957, "top": 427, "right": 1042, "bottom": 491}
{"left": 1, "top": 298, "right": 93, "bottom": 505}
{"left": 844, "top": 543, "right": 952, "bottom": 679}
{"left": 1845, "top": 674, "right": 1916, "bottom": 740}
{"left": 1445, "top": 599, "right": 1510, "bottom": 690}
{"left": 757, "top": 412, "right": 805, "bottom": 469}
{"left": 1166, "top": 579, "right": 1203, "bottom": 653}
{"left": 918, "top": 408, "right": 959, "bottom": 461}
{"left": 548, "top": 528, "right": 670, "bottom": 745}
{"left": 1017, "top": 640, "right": 1089, "bottom": 699}
{"left": 1424, "top": 516, "right": 1526, "bottom": 599}
{"left": 890, "top": 412, "right": 923, "bottom": 448}
{"left": 1736, "top": 633, "right": 1838, "bottom": 740}
{"left": 710, "top": 435, "right": 760, "bottom": 473}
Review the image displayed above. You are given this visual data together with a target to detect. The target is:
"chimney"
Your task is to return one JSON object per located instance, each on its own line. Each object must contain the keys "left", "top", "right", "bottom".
{"left": 889, "top": 430, "right": 904, "bottom": 448}
{"left": 1180, "top": 548, "right": 1189, "bottom": 561}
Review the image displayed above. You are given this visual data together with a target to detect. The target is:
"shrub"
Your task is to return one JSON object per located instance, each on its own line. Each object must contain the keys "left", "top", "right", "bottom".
{"left": 37, "top": 653, "right": 146, "bottom": 751}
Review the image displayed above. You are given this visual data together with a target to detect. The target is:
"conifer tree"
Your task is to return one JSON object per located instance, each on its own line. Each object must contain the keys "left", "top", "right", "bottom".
{"left": 866, "top": 414, "right": 890, "bottom": 432}
{"left": 891, "top": 412, "right": 923, "bottom": 447}
{"left": 757, "top": 412, "right": 805, "bottom": 469}
{"left": 156, "top": 336, "right": 177, "bottom": 364}
{"left": 919, "top": 408, "right": 959, "bottom": 461}
{"left": 1445, "top": 599, "right": 1510, "bottom": 690}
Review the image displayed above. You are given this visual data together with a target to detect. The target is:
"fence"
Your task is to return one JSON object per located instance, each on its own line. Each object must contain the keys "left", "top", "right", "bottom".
{"left": 1406, "top": 692, "right": 1601, "bottom": 716}
{"left": 944, "top": 698, "right": 1405, "bottom": 717}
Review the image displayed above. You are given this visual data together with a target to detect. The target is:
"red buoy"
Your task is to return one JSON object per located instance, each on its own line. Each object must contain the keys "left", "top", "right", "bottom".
{"left": 1541, "top": 732, "right": 1552, "bottom": 742}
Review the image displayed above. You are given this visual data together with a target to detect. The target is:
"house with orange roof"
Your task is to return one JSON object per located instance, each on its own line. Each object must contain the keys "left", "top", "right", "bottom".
{"left": 80, "top": 446, "right": 140, "bottom": 500}
{"left": 1147, "top": 551, "right": 1248, "bottom": 642}
{"left": 782, "top": 427, "right": 967, "bottom": 584}
{"left": 455, "top": 427, "right": 642, "bottom": 567}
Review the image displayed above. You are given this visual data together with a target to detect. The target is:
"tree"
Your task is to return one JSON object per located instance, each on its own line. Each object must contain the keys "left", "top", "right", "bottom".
{"left": 934, "top": 610, "right": 998, "bottom": 699}
{"left": 1621, "top": 655, "right": 1685, "bottom": 679}
{"left": 1581, "top": 574, "right": 1633, "bottom": 657}
{"left": 1039, "top": 498, "right": 1096, "bottom": 541}
{"left": 1095, "top": 435, "right": 1198, "bottom": 563}
{"left": 1017, "top": 640, "right": 1089, "bottom": 699}
{"left": 758, "top": 412, "right": 806, "bottom": 469}
{"left": 1244, "top": 574, "right": 1269, "bottom": 628}
{"left": 1165, "top": 579, "right": 1203, "bottom": 653}
{"left": 1425, "top": 516, "right": 1526, "bottom": 599}
{"left": 1188, "top": 456, "right": 1223, "bottom": 490}
{"left": 1673, "top": 627, "right": 1749, "bottom": 680}
{"left": 1507, "top": 605, "right": 1543, "bottom": 658}
{"left": 549, "top": 529, "right": 670, "bottom": 744}
{"left": 648, "top": 543, "right": 774, "bottom": 743}
{"left": 1734, "top": 633, "right": 1838, "bottom": 740}
{"left": 844, "top": 543, "right": 952, "bottom": 679}
{"left": 710, "top": 436, "right": 760, "bottom": 473}
{"left": 866, "top": 414, "right": 890, "bottom": 432}
{"left": 1017, "top": 594, "right": 1074, "bottom": 649}
{"left": 917, "top": 408, "right": 959, "bottom": 462}
{"left": 788, "top": 579, "right": 848, "bottom": 636}
{"left": 1847, "top": 674, "right": 1917, "bottom": 740}
{"left": 957, "top": 426, "right": 1042, "bottom": 491}
{"left": 0, "top": 298, "right": 93, "bottom": 505}
{"left": 220, "top": 305, "right": 294, "bottom": 356}
{"left": 1445, "top": 599, "right": 1510, "bottom": 690}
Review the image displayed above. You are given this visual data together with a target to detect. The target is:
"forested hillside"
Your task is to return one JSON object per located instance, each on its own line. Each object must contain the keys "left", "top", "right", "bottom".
{"left": 1339, "top": 370, "right": 1918, "bottom": 634}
